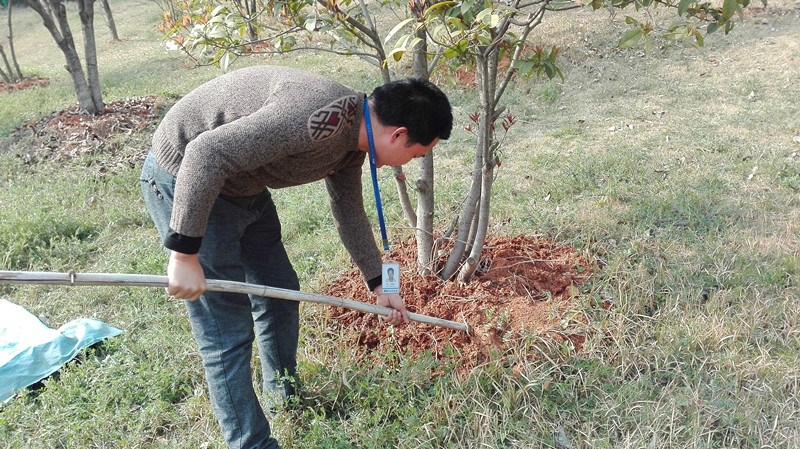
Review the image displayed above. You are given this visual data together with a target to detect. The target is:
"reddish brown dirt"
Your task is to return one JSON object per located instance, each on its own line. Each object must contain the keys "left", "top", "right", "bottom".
{"left": 0, "top": 77, "right": 50, "bottom": 92}
{"left": 324, "top": 235, "right": 595, "bottom": 368}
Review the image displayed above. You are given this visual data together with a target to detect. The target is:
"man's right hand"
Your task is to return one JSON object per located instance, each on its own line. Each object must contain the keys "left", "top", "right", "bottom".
{"left": 166, "top": 252, "right": 206, "bottom": 301}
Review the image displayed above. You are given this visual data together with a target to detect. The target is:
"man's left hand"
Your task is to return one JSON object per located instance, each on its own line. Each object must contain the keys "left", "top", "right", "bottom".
{"left": 374, "top": 286, "right": 409, "bottom": 326}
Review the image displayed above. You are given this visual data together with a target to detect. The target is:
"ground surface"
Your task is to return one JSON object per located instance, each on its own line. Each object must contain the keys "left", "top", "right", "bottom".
{"left": 4, "top": 93, "right": 596, "bottom": 370}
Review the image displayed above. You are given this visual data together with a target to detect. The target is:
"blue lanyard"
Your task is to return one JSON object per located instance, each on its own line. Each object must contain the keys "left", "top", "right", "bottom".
{"left": 363, "top": 96, "right": 390, "bottom": 252}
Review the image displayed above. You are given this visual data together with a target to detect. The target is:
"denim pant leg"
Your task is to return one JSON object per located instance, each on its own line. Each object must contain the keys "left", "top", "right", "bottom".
{"left": 240, "top": 194, "right": 300, "bottom": 409}
{"left": 139, "top": 153, "right": 282, "bottom": 449}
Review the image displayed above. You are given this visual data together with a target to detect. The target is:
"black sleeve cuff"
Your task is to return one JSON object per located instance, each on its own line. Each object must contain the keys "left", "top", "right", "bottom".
{"left": 366, "top": 274, "right": 382, "bottom": 292}
{"left": 164, "top": 228, "right": 202, "bottom": 254}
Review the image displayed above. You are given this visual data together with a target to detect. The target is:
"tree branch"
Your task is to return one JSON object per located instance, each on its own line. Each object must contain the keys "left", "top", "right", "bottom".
{"left": 518, "top": 0, "right": 547, "bottom": 8}
{"left": 494, "top": 8, "right": 545, "bottom": 105}
{"left": 316, "top": 0, "right": 379, "bottom": 43}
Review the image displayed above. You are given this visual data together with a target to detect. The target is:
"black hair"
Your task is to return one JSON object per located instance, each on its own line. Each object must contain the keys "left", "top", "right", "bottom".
{"left": 370, "top": 78, "right": 453, "bottom": 146}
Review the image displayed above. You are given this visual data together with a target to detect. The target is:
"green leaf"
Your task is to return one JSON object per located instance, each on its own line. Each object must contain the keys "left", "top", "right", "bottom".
{"left": 304, "top": 17, "right": 317, "bottom": 32}
{"left": 678, "top": 0, "right": 693, "bottom": 15}
{"left": 722, "top": 0, "right": 737, "bottom": 20}
{"left": 475, "top": 8, "right": 492, "bottom": 25}
{"left": 475, "top": 8, "right": 500, "bottom": 28}
{"left": 543, "top": 61, "right": 556, "bottom": 79}
{"left": 387, "top": 48, "right": 406, "bottom": 61}
{"left": 618, "top": 27, "right": 643, "bottom": 48}
{"left": 210, "top": 4, "right": 227, "bottom": 17}
{"left": 384, "top": 18, "right": 415, "bottom": 45}
{"left": 513, "top": 59, "right": 534, "bottom": 76}
{"left": 221, "top": 52, "right": 230, "bottom": 71}
{"left": 442, "top": 46, "right": 459, "bottom": 58}
{"left": 447, "top": 16, "right": 467, "bottom": 30}
{"left": 423, "top": 1, "right": 458, "bottom": 18}
{"left": 694, "top": 29, "right": 704, "bottom": 46}
{"left": 442, "top": 41, "right": 467, "bottom": 58}
{"left": 724, "top": 20, "right": 735, "bottom": 34}
{"left": 406, "top": 36, "right": 423, "bottom": 51}
{"left": 281, "top": 35, "right": 296, "bottom": 52}
{"left": 707, "top": 22, "right": 719, "bottom": 34}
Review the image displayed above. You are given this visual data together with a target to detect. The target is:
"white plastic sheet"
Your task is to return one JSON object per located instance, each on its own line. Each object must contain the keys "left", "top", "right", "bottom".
{"left": 0, "top": 299, "right": 121, "bottom": 403}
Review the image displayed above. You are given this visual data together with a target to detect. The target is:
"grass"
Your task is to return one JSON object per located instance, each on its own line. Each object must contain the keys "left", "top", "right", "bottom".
{"left": 1, "top": 0, "right": 800, "bottom": 448}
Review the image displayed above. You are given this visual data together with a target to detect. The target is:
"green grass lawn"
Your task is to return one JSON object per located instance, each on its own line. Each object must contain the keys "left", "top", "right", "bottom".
{"left": 1, "top": 0, "right": 799, "bottom": 448}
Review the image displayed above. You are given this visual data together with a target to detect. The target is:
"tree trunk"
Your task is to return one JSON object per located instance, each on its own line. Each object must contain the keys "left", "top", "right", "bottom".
{"left": 98, "top": 0, "right": 119, "bottom": 41}
{"left": 392, "top": 165, "right": 417, "bottom": 229}
{"left": 411, "top": 24, "right": 435, "bottom": 274}
{"left": 442, "top": 46, "right": 502, "bottom": 281}
{"left": 7, "top": 0, "right": 23, "bottom": 80}
{"left": 440, "top": 138, "right": 484, "bottom": 280}
{"left": 246, "top": 0, "right": 257, "bottom": 41}
{"left": 78, "top": 0, "right": 104, "bottom": 112}
{"left": 457, "top": 49, "right": 499, "bottom": 283}
{"left": 0, "top": 45, "right": 15, "bottom": 82}
{"left": 25, "top": 0, "right": 101, "bottom": 114}
{"left": 0, "top": 57, "right": 11, "bottom": 83}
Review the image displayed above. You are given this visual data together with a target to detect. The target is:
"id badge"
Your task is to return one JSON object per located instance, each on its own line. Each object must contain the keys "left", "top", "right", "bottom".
{"left": 381, "top": 261, "right": 400, "bottom": 294}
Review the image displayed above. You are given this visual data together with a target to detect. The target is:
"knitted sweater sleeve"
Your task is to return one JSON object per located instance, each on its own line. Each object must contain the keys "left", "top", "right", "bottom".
{"left": 169, "top": 103, "right": 292, "bottom": 242}
{"left": 324, "top": 155, "right": 383, "bottom": 285}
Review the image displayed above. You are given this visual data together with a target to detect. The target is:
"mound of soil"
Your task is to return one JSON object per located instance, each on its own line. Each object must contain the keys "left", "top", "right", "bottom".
{"left": 0, "top": 77, "right": 50, "bottom": 92}
{"left": 324, "top": 235, "right": 597, "bottom": 368}
{"left": 4, "top": 96, "right": 161, "bottom": 169}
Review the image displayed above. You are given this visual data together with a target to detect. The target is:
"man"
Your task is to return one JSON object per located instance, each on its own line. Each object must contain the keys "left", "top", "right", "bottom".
{"left": 140, "top": 65, "right": 453, "bottom": 449}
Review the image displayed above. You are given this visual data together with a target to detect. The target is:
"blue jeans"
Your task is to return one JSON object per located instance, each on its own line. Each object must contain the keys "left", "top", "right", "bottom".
{"left": 140, "top": 152, "right": 299, "bottom": 449}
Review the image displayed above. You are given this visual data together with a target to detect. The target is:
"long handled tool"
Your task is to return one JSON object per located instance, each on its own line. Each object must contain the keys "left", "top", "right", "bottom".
{"left": 0, "top": 270, "right": 469, "bottom": 332}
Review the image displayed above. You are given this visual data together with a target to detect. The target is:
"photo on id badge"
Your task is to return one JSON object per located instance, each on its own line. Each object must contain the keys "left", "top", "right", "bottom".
{"left": 382, "top": 261, "right": 400, "bottom": 294}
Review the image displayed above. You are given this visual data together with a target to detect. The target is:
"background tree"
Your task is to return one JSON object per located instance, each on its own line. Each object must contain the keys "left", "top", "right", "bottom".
{"left": 99, "top": 0, "right": 120, "bottom": 41}
{"left": 26, "top": 0, "right": 104, "bottom": 114}
{"left": 0, "top": 0, "right": 24, "bottom": 83}
{"left": 412, "top": 0, "right": 762, "bottom": 281}
{"left": 158, "top": 0, "right": 765, "bottom": 282}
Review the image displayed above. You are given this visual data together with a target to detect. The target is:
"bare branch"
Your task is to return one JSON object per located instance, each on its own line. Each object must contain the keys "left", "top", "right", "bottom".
{"left": 545, "top": 3, "right": 583, "bottom": 11}
{"left": 0, "top": 60, "right": 11, "bottom": 84}
{"left": 316, "top": 0, "right": 379, "bottom": 43}
{"left": 518, "top": 0, "right": 548, "bottom": 8}
{"left": 356, "top": 0, "right": 377, "bottom": 32}
{"left": 494, "top": 7, "right": 546, "bottom": 105}
{"left": 337, "top": 19, "right": 382, "bottom": 54}
{"left": 427, "top": 44, "right": 443, "bottom": 74}
{"left": 327, "top": 33, "right": 383, "bottom": 66}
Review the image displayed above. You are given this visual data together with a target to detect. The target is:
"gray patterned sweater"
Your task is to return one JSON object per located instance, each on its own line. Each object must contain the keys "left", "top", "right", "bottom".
{"left": 151, "top": 65, "right": 381, "bottom": 285}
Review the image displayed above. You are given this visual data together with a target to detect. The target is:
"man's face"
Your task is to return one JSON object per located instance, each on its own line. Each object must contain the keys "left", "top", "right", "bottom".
{"left": 375, "top": 128, "right": 439, "bottom": 167}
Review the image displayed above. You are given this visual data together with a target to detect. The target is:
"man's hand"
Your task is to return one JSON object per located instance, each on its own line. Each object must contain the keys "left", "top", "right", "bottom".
{"left": 373, "top": 285, "right": 409, "bottom": 326}
{"left": 167, "top": 252, "right": 206, "bottom": 301}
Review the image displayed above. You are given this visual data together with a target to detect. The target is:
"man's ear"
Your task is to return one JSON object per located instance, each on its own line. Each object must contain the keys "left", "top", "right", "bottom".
{"left": 391, "top": 127, "right": 409, "bottom": 143}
